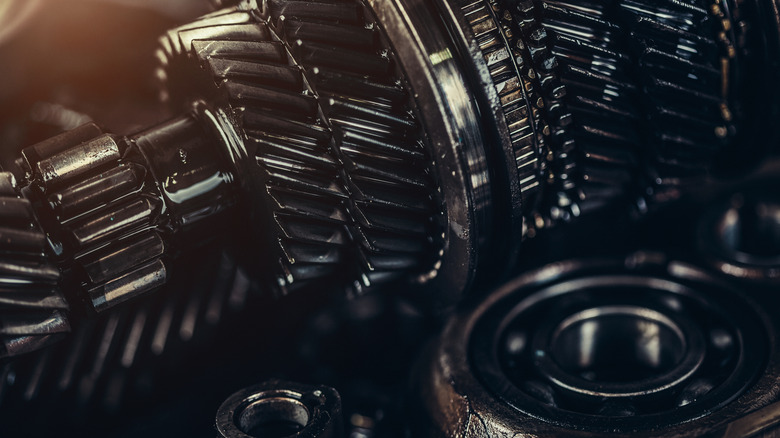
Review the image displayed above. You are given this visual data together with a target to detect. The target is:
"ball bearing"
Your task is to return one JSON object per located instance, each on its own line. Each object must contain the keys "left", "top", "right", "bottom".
{"left": 414, "top": 253, "right": 777, "bottom": 436}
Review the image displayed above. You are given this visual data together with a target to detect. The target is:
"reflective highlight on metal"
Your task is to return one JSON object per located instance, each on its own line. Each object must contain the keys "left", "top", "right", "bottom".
{"left": 535, "top": 304, "right": 706, "bottom": 399}
{"left": 0, "top": 0, "right": 778, "bottom": 436}
{"left": 699, "top": 191, "right": 780, "bottom": 283}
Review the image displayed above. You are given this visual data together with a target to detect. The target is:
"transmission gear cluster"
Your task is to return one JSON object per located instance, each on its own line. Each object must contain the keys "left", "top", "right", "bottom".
{"left": 0, "top": 0, "right": 779, "bottom": 436}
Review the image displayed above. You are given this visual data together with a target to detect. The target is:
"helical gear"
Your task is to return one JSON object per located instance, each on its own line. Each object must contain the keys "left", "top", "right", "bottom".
{"left": 157, "top": 1, "right": 445, "bottom": 294}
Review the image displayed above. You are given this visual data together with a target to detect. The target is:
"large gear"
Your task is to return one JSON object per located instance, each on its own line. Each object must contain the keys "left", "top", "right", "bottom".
{"left": 0, "top": 250, "right": 252, "bottom": 418}
{"left": 157, "top": 1, "right": 445, "bottom": 294}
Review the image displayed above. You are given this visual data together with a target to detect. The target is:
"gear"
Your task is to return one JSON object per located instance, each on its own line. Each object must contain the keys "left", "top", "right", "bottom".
{"left": 18, "top": 122, "right": 169, "bottom": 314}
{"left": 1, "top": 0, "right": 774, "bottom": 360}
{"left": 0, "top": 250, "right": 252, "bottom": 415}
{"left": 0, "top": 171, "right": 68, "bottom": 359}
{"left": 157, "top": 1, "right": 444, "bottom": 294}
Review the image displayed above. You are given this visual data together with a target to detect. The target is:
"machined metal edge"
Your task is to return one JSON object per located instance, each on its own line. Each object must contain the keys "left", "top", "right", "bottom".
{"left": 367, "top": 0, "right": 498, "bottom": 308}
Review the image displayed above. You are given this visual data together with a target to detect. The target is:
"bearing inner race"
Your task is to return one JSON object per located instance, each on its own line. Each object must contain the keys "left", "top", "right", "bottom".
{"left": 537, "top": 304, "right": 705, "bottom": 399}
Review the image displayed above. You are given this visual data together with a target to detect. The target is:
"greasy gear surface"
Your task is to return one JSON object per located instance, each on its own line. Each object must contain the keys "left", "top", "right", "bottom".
{"left": 158, "top": 0, "right": 444, "bottom": 294}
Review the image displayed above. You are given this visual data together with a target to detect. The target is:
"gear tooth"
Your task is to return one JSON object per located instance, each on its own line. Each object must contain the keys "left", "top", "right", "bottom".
{"left": 357, "top": 227, "right": 427, "bottom": 254}
{"left": 46, "top": 163, "right": 146, "bottom": 218}
{"left": 458, "top": 0, "right": 547, "bottom": 222}
{"left": 488, "top": 0, "right": 748, "bottom": 225}
{"left": 266, "top": 0, "right": 363, "bottom": 24}
{"left": 267, "top": 186, "right": 350, "bottom": 223}
{"left": 344, "top": 158, "right": 431, "bottom": 189}
{"left": 261, "top": 160, "right": 346, "bottom": 199}
{"left": 295, "top": 41, "right": 393, "bottom": 78}
{"left": 0, "top": 287, "right": 68, "bottom": 310}
{"left": 79, "top": 232, "right": 166, "bottom": 285}
{"left": 336, "top": 126, "right": 426, "bottom": 161}
{"left": 179, "top": 22, "right": 269, "bottom": 56}
{"left": 279, "top": 239, "right": 344, "bottom": 266}
{"left": 171, "top": 11, "right": 255, "bottom": 56}
{"left": 324, "top": 97, "right": 417, "bottom": 130}
{"left": 0, "top": 172, "right": 69, "bottom": 359}
{"left": 274, "top": 213, "right": 349, "bottom": 246}
{"left": 1, "top": 333, "right": 67, "bottom": 361}
{"left": 226, "top": 81, "right": 320, "bottom": 115}
{"left": 310, "top": 68, "right": 407, "bottom": 104}
{"left": 0, "top": 311, "right": 70, "bottom": 337}
{"left": 244, "top": 111, "right": 330, "bottom": 141}
{"left": 281, "top": 262, "right": 338, "bottom": 286}
{"left": 192, "top": 39, "right": 279, "bottom": 61}
{"left": 353, "top": 204, "right": 429, "bottom": 236}
{"left": 350, "top": 181, "right": 432, "bottom": 212}
{"left": 251, "top": 135, "right": 337, "bottom": 169}
{"left": 358, "top": 248, "right": 420, "bottom": 272}
{"left": 209, "top": 59, "right": 303, "bottom": 90}
{"left": 162, "top": 0, "right": 444, "bottom": 292}
{"left": 282, "top": 19, "right": 378, "bottom": 49}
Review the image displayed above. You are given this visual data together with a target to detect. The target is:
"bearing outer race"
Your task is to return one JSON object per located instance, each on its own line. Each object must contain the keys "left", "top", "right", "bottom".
{"left": 414, "top": 255, "right": 776, "bottom": 437}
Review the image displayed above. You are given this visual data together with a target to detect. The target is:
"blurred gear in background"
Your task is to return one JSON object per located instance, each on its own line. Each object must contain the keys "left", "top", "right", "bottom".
{"left": 0, "top": 0, "right": 779, "bottom": 437}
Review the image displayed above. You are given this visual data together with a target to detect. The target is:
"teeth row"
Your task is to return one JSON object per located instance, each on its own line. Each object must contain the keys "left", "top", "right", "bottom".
{"left": 159, "top": 1, "right": 442, "bottom": 294}
{"left": 530, "top": 0, "right": 640, "bottom": 222}
{"left": 0, "top": 171, "right": 68, "bottom": 359}
{"left": 0, "top": 251, "right": 252, "bottom": 413}
{"left": 500, "top": 0, "right": 743, "bottom": 224}
{"left": 20, "top": 123, "right": 168, "bottom": 315}
{"left": 620, "top": 0, "right": 740, "bottom": 184}
{"left": 459, "top": 0, "right": 547, "bottom": 208}
{"left": 4, "top": 119, "right": 252, "bottom": 411}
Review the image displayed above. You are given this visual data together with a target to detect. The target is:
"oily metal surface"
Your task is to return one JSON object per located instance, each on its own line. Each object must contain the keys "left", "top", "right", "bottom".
{"left": 0, "top": 0, "right": 778, "bottom": 437}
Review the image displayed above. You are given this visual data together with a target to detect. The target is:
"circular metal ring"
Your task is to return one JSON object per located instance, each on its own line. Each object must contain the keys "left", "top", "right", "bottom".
{"left": 368, "top": 0, "right": 522, "bottom": 307}
{"left": 532, "top": 303, "right": 706, "bottom": 400}
{"left": 472, "top": 270, "right": 766, "bottom": 427}
{"left": 216, "top": 380, "right": 341, "bottom": 438}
